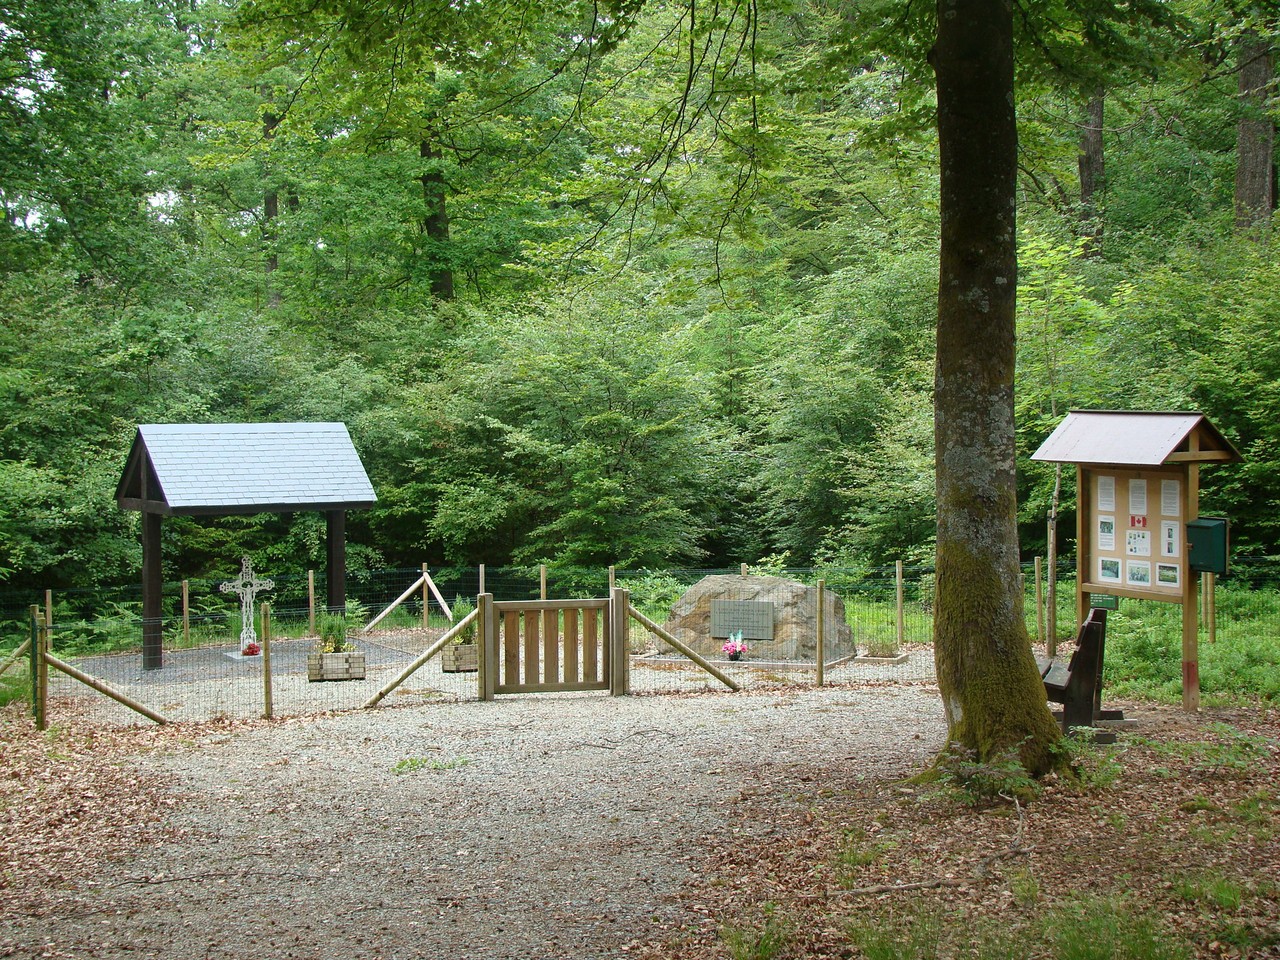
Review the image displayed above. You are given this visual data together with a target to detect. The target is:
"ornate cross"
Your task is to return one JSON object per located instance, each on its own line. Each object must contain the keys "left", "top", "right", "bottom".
{"left": 220, "top": 557, "right": 274, "bottom": 655}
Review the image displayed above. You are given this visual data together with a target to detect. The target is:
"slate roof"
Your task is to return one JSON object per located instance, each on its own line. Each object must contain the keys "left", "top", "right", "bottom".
{"left": 116, "top": 423, "right": 377, "bottom": 516}
{"left": 1031, "top": 410, "right": 1242, "bottom": 467}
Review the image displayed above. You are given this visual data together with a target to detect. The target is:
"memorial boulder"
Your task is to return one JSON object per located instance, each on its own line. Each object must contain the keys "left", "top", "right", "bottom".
{"left": 663, "top": 575, "right": 856, "bottom": 661}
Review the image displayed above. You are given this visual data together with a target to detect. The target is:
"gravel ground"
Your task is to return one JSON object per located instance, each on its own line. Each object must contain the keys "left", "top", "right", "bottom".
{"left": 12, "top": 685, "right": 946, "bottom": 960}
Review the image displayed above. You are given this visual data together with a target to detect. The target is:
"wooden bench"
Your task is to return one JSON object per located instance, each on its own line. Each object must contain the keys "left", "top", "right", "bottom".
{"left": 1036, "top": 607, "right": 1114, "bottom": 739}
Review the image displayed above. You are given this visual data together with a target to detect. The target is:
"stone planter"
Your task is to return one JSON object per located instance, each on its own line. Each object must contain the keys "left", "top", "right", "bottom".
{"left": 307, "top": 651, "right": 366, "bottom": 682}
{"left": 441, "top": 643, "right": 479, "bottom": 673}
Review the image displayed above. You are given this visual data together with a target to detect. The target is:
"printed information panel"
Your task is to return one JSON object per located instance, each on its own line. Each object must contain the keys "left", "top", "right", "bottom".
{"left": 1089, "top": 468, "right": 1184, "bottom": 598}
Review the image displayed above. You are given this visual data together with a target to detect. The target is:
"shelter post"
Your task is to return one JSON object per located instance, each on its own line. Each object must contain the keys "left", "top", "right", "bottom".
{"left": 326, "top": 510, "right": 346, "bottom": 614}
{"left": 142, "top": 512, "right": 163, "bottom": 670}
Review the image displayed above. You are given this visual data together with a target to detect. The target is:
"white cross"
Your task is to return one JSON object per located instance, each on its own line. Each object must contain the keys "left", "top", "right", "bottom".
{"left": 220, "top": 557, "right": 275, "bottom": 654}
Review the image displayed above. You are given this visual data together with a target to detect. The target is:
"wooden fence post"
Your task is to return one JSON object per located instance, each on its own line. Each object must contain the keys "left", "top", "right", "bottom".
{"left": 740, "top": 563, "right": 748, "bottom": 576}
{"left": 1034, "top": 557, "right": 1044, "bottom": 646}
{"left": 1206, "top": 573, "right": 1217, "bottom": 643}
{"left": 609, "top": 587, "right": 630, "bottom": 696}
{"left": 182, "top": 580, "right": 191, "bottom": 646}
{"left": 308, "top": 570, "right": 316, "bottom": 636}
{"left": 895, "top": 561, "right": 905, "bottom": 652}
{"left": 422, "top": 563, "right": 431, "bottom": 629}
{"left": 816, "top": 579, "right": 826, "bottom": 687}
{"left": 261, "top": 602, "right": 273, "bottom": 720}
{"left": 540, "top": 564, "right": 548, "bottom": 600}
{"left": 608, "top": 565, "right": 616, "bottom": 591}
{"left": 479, "top": 564, "right": 486, "bottom": 596}
{"left": 44, "top": 590, "right": 52, "bottom": 653}
{"left": 30, "top": 606, "right": 47, "bottom": 731}
{"left": 478, "top": 593, "right": 496, "bottom": 701}
{"left": 1047, "top": 555, "right": 1059, "bottom": 659}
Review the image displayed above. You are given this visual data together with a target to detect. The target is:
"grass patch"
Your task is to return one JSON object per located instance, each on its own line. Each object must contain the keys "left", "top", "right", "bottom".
{"left": 719, "top": 904, "right": 789, "bottom": 960}
{"left": 845, "top": 897, "right": 1192, "bottom": 960}
{"left": 0, "top": 672, "right": 29, "bottom": 709}
{"left": 392, "top": 756, "right": 473, "bottom": 775}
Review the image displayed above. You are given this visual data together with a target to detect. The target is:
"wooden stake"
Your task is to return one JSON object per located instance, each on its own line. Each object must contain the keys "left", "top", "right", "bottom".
{"left": 422, "top": 563, "right": 430, "bottom": 629}
{"left": 816, "top": 579, "right": 825, "bottom": 687}
{"left": 895, "top": 561, "right": 905, "bottom": 651}
{"left": 608, "top": 588, "right": 629, "bottom": 696}
{"left": 44, "top": 653, "right": 168, "bottom": 725}
{"left": 740, "top": 563, "right": 749, "bottom": 576}
{"left": 261, "top": 602, "right": 273, "bottom": 720}
{"left": 478, "top": 564, "right": 486, "bottom": 596}
{"left": 0, "top": 639, "right": 31, "bottom": 679}
{"left": 1206, "top": 572, "right": 1217, "bottom": 643}
{"left": 44, "top": 590, "right": 52, "bottom": 653}
{"left": 608, "top": 565, "right": 616, "bottom": 591}
{"left": 479, "top": 594, "right": 495, "bottom": 701}
{"left": 364, "top": 573, "right": 427, "bottom": 632}
{"left": 308, "top": 570, "right": 316, "bottom": 636}
{"left": 1034, "top": 557, "right": 1044, "bottom": 647}
{"left": 30, "top": 606, "right": 45, "bottom": 731}
{"left": 627, "top": 604, "right": 739, "bottom": 692}
{"left": 1183, "top": 461, "right": 1201, "bottom": 712}
{"left": 182, "top": 579, "right": 190, "bottom": 646}
{"left": 540, "top": 564, "right": 548, "bottom": 600}
{"left": 363, "top": 609, "right": 482, "bottom": 709}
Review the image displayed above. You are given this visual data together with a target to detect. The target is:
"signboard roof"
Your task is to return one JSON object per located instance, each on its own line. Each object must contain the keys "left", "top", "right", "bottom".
{"left": 1031, "top": 410, "right": 1242, "bottom": 467}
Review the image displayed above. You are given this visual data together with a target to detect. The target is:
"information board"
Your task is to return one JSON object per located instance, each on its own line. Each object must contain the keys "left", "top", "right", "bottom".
{"left": 1086, "top": 468, "right": 1184, "bottom": 599}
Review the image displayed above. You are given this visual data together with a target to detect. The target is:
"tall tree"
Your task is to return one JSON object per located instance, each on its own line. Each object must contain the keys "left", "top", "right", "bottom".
{"left": 930, "top": 0, "right": 1062, "bottom": 774}
{"left": 1234, "top": 31, "right": 1275, "bottom": 231}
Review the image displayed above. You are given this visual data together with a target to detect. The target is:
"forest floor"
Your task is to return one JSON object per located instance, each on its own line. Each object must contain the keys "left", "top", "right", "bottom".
{"left": 0, "top": 688, "right": 1276, "bottom": 959}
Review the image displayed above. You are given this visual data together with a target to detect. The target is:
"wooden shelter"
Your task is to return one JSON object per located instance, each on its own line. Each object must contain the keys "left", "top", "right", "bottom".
{"left": 1032, "top": 410, "right": 1242, "bottom": 709}
{"left": 116, "top": 423, "right": 377, "bottom": 669}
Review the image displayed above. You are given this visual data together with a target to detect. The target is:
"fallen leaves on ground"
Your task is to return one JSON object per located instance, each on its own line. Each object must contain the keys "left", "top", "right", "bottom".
{"left": 639, "top": 702, "right": 1280, "bottom": 959}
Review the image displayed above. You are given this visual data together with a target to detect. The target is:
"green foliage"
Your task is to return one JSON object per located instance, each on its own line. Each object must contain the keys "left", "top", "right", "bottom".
{"left": 316, "top": 615, "right": 352, "bottom": 654}
{"left": 392, "top": 756, "right": 472, "bottom": 775}
{"left": 1132, "top": 723, "right": 1274, "bottom": 776}
{"left": 1041, "top": 896, "right": 1193, "bottom": 960}
{"left": 0, "top": 670, "right": 31, "bottom": 709}
{"left": 0, "top": 0, "right": 1276, "bottom": 600}
{"left": 1055, "top": 734, "right": 1126, "bottom": 791}
{"left": 846, "top": 896, "right": 1192, "bottom": 960}
{"left": 719, "top": 904, "right": 790, "bottom": 960}
{"left": 846, "top": 907, "right": 944, "bottom": 960}
{"left": 1103, "top": 590, "right": 1280, "bottom": 705}
{"left": 449, "top": 597, "right": 477, "bottom": 643}
{"left": 834, "top": 826, "right": 898, "bottom": 884}
{"left": 936, "top": 742, "right": 1042, "bottom": 806}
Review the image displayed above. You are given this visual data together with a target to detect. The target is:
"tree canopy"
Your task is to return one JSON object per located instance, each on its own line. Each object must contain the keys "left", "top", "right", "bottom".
{"left": 0, "top": 0, "right": 1274, "bottom": 604}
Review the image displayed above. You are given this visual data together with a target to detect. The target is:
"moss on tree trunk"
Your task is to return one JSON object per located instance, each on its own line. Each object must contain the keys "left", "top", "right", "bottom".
{"left": 929, "top": 0, "right": 1062, "bottom": 776}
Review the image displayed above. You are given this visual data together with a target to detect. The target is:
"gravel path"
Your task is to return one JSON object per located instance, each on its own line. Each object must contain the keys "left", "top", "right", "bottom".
{"left": 16, "top": 685, "right": 946, "bottom": 960}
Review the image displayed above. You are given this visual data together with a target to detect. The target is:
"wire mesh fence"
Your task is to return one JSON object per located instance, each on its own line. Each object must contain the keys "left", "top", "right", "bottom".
{"left": 4, "top": 558, "right": 1278, "bottom": 727}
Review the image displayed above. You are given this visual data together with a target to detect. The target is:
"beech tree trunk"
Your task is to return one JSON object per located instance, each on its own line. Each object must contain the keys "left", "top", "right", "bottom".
{"left": 1235, "top": 35, "right": 1275, "bottom": 233}
{"left": 421, "top": 139, "right": 455, "bottom": 301}
{"left": 929, "top": 0, "right": 1062, "bottom": 775}
{"left": 264, "top": 109, "right": 281, "bottom": 307}
{"left": 1078, "top": 92, "right": 1105, "bottom": 257}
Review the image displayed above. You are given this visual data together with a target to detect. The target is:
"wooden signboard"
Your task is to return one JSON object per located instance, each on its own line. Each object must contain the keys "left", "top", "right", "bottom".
{"left": 1078, "top": 468, "right": 1188, "bottom": 603}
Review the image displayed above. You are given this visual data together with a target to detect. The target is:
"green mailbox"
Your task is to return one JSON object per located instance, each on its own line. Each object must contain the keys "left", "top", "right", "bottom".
{"left": 1186, "top": 517, "right": 1229, "bottom": 575}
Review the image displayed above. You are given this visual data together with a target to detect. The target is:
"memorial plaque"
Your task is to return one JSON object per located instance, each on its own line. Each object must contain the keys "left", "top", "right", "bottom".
{"left": 710, "top": 600, "right": 775, "bottom": 640}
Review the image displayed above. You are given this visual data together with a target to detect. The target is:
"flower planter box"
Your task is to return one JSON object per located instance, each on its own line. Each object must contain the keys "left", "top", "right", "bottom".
{"left": 441, "top": 643, "right": 479, "bottom": 673}
{"left": 307, "top": 651, "right": 366, "bottom": 682}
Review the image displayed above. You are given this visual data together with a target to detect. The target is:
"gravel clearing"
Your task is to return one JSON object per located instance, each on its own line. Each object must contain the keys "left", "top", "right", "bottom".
{"left": 9, "top": 684, "right": 946, "bottom": 960}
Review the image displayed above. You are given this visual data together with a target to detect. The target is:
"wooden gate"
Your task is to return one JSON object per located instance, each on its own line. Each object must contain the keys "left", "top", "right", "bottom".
{"left": 478, "top": 591, "right": 629, "bottom": 698}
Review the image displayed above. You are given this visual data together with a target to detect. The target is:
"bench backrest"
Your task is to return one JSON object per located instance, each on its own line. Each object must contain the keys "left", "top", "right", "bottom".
{"left": 1066, "top": 606, "right": 1107, "bottom": 697}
